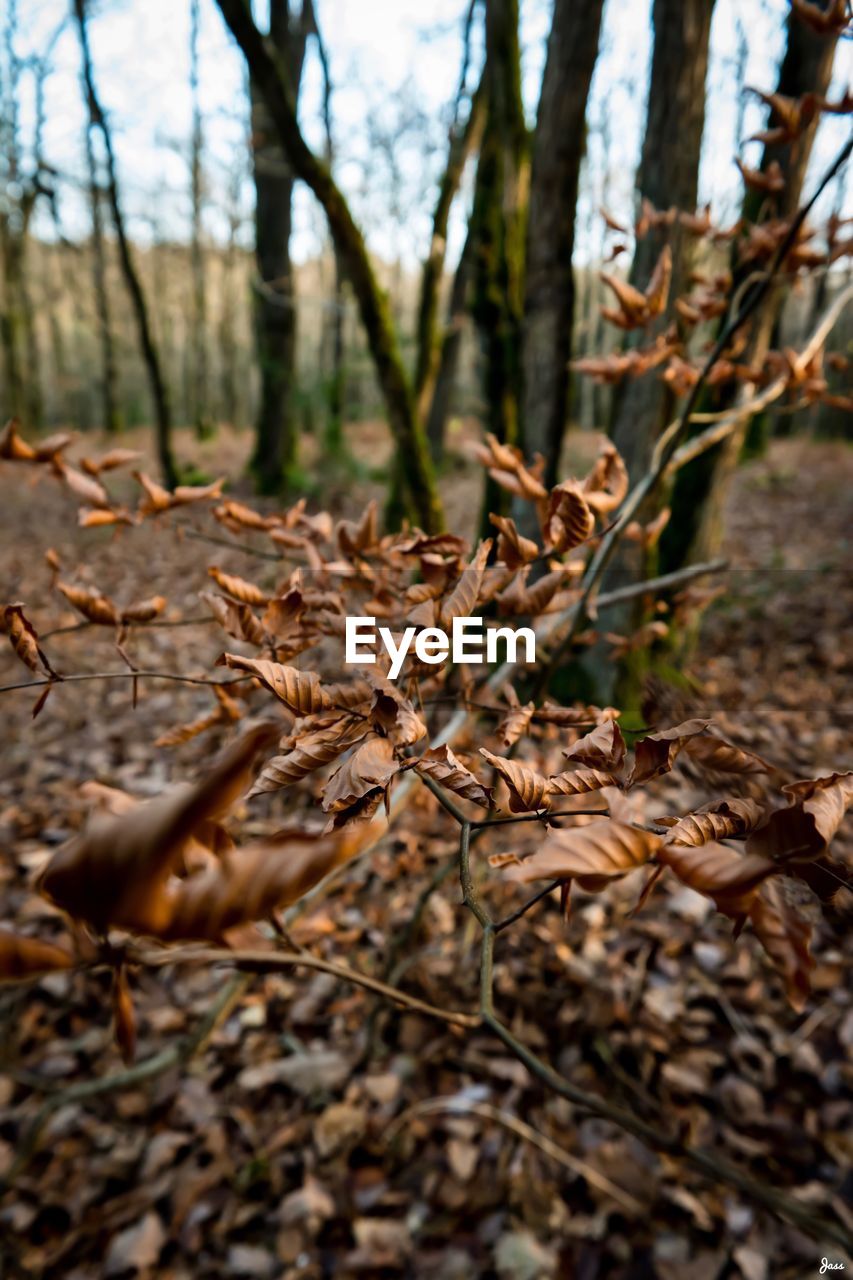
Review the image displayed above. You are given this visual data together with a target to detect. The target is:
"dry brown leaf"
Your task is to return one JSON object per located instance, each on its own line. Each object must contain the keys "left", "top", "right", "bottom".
{"left": 564, "top": 720, "right": 627, "bottom": 773}
{"left": 480, "top": 749, "right": 550, "bottom": 813}
{"left": 630, "top": 718, "right": 712, "bottom": 784}
{"left": 548, "top": 766, "right": 622, "bottom": 796}
{"left": 543, "top": 483, "right": 595, "bottom": 553}
{"left": 415, "top": 745, "right": 493, "bottom": 809}
{"left": 748, "top": 882, "right": 814, "bottom": 1011}
{"left": 249, "top": 715, "right": 367, "bottom": 796}
{"left": 505, "top": 820, "right": 660, "bottom": 893}
{"left": 201, "top": 591, "right": 266, "bottom": 646}
{"left": 488, "top": 514, "right": 539, "bottom": 568}
{"left": 57, "top": 581, "right": 120, "bottom": 627}
{"left": 582, "top": 445, "right": 629, "bottom": 515}
{"left": 37, "top": 722, "right": 279, "bottom": 933}
{"left": 0, "top": 931, "right": 74, "bottom": 982}
{"left": 662, "top": 798, "right": 765, "bottom": 848}
{"left": 2, "top": 602, "right": 57, "bottom": 677}
{"left": 120, "top": 595, "right": 167, "bottom": 624}
{"left": 746, "top": 770, "right": 853, "bottom": 864}
{"left": 218, "top": 653, "right": 329, "bottom": 715}
{"left": 322, "top": 736, "right": 399, "bottom": 813}
{"left": 208, "top": 566, "right": 269, "bottom": 606}
{"left": 160, "top": 823, "right": 382, "bottom": 940}
{"left": 439, "top": 539, "right": 493, "bottom": 628}
{"left": 659, "top": 842, "right": 776, "bottom": 919}
{"left": 0, "top": 419, "right": 37, "bottom": 461}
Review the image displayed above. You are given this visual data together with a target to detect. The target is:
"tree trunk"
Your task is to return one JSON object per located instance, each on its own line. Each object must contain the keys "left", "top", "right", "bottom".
{"left": 583, "top": 0, "right": 715, "bottom": 707}
{"left": 249, "top": 0, "right": 307, "bottom": 493}
{"left": 662, "top": 2, "right": 839, "bottom": 569}
{"left": 471, "top": 0, "right": 528, "bottom": 532}
{"left": 519, "top": 0, "right": 604, "bottom": 496}
{"left": 215, "top": 0, "right": 443, "bottom": 533}
{"left": 609, "top": 0, "right": 716, "bottom": 485}
{"left": 190, "top": 0, "right": 213, "bottom": 439}
{"left": 426, "top": 226, "right": 475, "bottom": 463}
{"left": 82, "top": 115, "right": 121, "bottom": 432}
{"left": 73, "top": 0, "right": 176, "bottom": 485}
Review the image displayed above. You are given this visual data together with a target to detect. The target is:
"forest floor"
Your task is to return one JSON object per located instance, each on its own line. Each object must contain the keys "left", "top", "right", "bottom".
{"left": 0, "top": 429, "right": 851, "bottom": 1278}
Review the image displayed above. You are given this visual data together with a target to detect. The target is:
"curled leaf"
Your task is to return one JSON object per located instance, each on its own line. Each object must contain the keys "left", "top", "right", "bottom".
{"left": 564, "top": 720, "right": 626, "bottom": 773}
{"left": 415, "top": 745, "right": 493, "bottom": 809}
{"left": 748, "top": 882, "right": 813, "bottom": 1012}
{"left": 480, "top": 749, "right": 550, "bottom": 813}
{"left": 2, "top": 602, "right": 57, "bottom": 678}
{"left": 218, "top": 653, "right": 329, "bottom": 715}
{"left": 322, "top": 736, "right": 399, "bottom": 813}
{"left": 662, "top": 798, "right": 765, "bottom": 848}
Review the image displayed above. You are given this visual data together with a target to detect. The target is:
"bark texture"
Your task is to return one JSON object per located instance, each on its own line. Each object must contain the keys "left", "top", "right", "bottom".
{"left": 471, "top": 0, "right": 528, "bottom": 530}
{"left": 521, "top": 0, "right": 605, "bottom": 493}
{"left": 250, "top": 0, "right": 307, "bottom": 492}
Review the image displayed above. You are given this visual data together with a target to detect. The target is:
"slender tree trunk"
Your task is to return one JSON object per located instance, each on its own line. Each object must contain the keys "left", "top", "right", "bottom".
{"left": 386, "top": 73, "right": 484, "bottom": 521}
{"left": 323, "top": 251, "right": 346, "bottom": 455}
{"left": 426, "top": 226, "right": 475, "bottom": 463}
{"left": 249, "top": 0, "right": 308, "bottom": 493}
{"left": 471, "top": 0, "right": 528, "bottom": 532}
{"left": 583, "top": 0, "right": 715, "bottom": 707}
{"left": 216, "top": 0, "right": 444, "bottom": 533}
{"left": 190, "top": 0, "right": 212, "bottom": 439}
{"left": 609, "top": 0, "right": 716, "bottom": 485}
{"left": 519, "top": 0, "right": 604, "bottom": 497}
{"left": 663, "top": 2, "right": 839, "bottom": 569}
{"left": 218, "top": 202, "right": 241, "bottom": 429}
{"left": 82, "top": 117, "right": 121, "bottom": 432}
{"left": 73, "top": 0, "right": 176, "bottom": 484}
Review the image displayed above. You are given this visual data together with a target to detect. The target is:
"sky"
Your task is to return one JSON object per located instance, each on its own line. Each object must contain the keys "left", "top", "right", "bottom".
{"left": 9, "top": 0, "right": 853, "bottom": 272}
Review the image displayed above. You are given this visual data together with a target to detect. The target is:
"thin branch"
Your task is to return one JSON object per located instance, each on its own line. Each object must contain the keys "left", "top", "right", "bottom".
{"left": 0, "top": 670, "right": 250, "bottom": 695}
{"left": 387, "top": 1097, "right": 645, "bottom": 1215}
{"left": 133, "top": 945, "right": 479, "bottom": 1029}
{"left": 494, "top": 879, "right": 561, "bottom": 932}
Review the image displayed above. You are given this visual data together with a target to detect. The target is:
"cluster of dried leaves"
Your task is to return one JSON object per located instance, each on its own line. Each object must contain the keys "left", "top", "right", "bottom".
{"left": 1, "top": 417, "right": 850, "bottom": 1043}
{"left": 579, "top": 80, "right": 853, "bottom": 411}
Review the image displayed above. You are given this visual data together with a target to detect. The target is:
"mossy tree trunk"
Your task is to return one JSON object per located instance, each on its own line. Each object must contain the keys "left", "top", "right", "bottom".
{"left": 190, "top": 0, "right": 213, "bottom": 440}
{"left": 249, "top": 0, "right": 308, "bottom": 494}
{"left": 471, "top": 0, "right": 528, "bottom": 534}
{"left": 216, "top": 0, "right": 444, "bottom": 533}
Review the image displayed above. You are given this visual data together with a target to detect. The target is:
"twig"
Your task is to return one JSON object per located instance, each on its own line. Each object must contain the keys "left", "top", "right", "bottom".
{"left": 179, "top": 525, "right": 282, "bottom": 562}
{"left": 40, "top": 615, "right": 216, "bottom": 640}
{"left": 494, "top": 880, "right": 561, "bottom": 933}
{"left": 665, "top": 280, "right": 853, "bottom": 475}
{"left": 387, "top": 1097, "right": 645, "bottom": 1216}
{"left": 132, "top": 945, "right": 479, "bottom": 1030}
{"left": 0, "top": 670, "right": 251, "bottom": 695}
